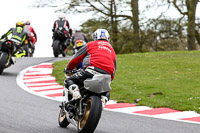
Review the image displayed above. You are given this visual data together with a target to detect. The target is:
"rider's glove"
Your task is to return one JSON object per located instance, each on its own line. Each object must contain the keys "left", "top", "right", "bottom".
{"left": 1, "top": 34, "right": 6, "bottom": 39}
{"left": 64, "top": 68, "right": 71, "bottom": 78}
{"left": 64, "top": 68, "right": 67, "bottom": 73}
{"left": 64, "top": 68, "right": 72, "bottom": 74}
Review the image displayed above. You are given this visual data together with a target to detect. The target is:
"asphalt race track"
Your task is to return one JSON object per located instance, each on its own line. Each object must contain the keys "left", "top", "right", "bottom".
{"left": 0, "top": 57, "right": 200, "bottom": 133}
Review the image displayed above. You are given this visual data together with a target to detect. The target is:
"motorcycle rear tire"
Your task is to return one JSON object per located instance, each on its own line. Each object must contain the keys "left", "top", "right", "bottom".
{"left": 53, "top": 40, "right": 60, "bottom": 57}
{"left": 0, "top": 52, "right": 9, "bottom": 75}
{"left": 78, "top": 96, "right": 102, "bottom": 133}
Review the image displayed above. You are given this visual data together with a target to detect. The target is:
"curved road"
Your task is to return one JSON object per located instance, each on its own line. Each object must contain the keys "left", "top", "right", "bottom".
{"left": 0, "top": 57, "right": 200, "bottom": 133}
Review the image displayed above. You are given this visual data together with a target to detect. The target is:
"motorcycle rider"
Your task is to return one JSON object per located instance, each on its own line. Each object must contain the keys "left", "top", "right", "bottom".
{"left": 52, "top": 14, "right": 72, "bottom": 50}
{"left": 24, "top": 20, "right": 37, "bottom": 49}
{"left": 0, "top": 21, "right": 27, "bottom": 59}
{"left": 72, "top": 27, "right": 88, "bottom": 55}
{"left": 72, "top": 27, "right": 88, "bottom": 46}
{"left": 73, "top": 39, "right": 87, "bottom": 69}
{"left": 64, "top": 29, "right": 117, "bottom": 108}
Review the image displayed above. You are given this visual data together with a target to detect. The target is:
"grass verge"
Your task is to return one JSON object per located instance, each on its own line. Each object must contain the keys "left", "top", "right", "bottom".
{"left": 52, "top": 51, "right": 200, "bottom": 113}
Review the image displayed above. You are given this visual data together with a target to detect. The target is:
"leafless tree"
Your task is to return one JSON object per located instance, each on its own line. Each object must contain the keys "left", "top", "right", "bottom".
{"left": 166, "top": 0, "right": 200, "bottom": 50}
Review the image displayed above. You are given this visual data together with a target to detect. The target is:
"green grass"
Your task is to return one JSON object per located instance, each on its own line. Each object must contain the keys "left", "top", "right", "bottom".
{"left": 52, "top": 51, "right": 200, "bottom": 113}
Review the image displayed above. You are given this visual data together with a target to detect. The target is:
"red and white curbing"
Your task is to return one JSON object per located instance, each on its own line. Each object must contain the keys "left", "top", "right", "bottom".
{"left": 17, "top": 63, "right": 200, "bottom": 124}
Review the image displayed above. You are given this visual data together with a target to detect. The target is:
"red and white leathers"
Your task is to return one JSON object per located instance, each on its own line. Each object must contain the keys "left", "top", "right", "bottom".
{"left": 66, "top": 40, "right": 117, "bottom": 80}
{"left": 53, "top": 18, "right": 72, "bottom": 38}
{"left": 53, "top": 18, "right": 69, "bottom": 30}
{"left": 24, "top": 25, "right": 37, "bottom": 45}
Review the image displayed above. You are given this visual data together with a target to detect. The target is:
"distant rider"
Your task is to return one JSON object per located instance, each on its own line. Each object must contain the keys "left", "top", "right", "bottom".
{"left": 52, "top": 14, "right": 72, "bottom": 49}
{"left": 0, "top": 21, "right": 27, "bottom": 59}
{"left": 71, "top": 27, "right": 88, "bottom": 55}
{"left": 24, "top": 20, "right": 37, "bottom": 49}
{"left": 64, "top": 29, "right": 117, "bottom": 108}
{"left": 72, "top": 27, "right": 88, "bottom": 46}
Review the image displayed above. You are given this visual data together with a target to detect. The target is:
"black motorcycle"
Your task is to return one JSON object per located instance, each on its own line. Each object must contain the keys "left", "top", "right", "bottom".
{"left": 52, "top": 27, "right": 70, "bottom": 57}
{"left": 0, "top": 39, "right": 18, "bottom": 74}
{"left": 58, "top": 70, "right": 111, "bottom": 133}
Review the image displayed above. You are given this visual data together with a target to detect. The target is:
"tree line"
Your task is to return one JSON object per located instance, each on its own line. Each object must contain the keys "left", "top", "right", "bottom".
{"left": 35, "top": 0, "right": 200, "bottom": 54}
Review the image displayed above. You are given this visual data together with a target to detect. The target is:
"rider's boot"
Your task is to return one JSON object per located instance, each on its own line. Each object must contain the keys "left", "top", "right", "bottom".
{"left": 69, "top": 84, "right": 81, "bottom": 101}
{"left": 11, "top": 57, "right": 16, "bottom": 64}
{"left": 101, "top": 96, "right": 108, "bottom": 110}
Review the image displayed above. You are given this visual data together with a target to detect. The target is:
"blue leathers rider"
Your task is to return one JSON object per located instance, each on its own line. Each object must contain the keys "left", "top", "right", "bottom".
{"left": 0, "top": 21, "right": 27, "bottom": 58}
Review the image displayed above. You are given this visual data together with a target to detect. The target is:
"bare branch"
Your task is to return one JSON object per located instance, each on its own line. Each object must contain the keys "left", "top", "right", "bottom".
{"left": 97, "top": 0, "right": 110, "bottom": 11}
{"left": 85, "top": 0, "right": 110, "bottom": 16}
{"left": 114, "top": 14, "right": 132, "bottom": 20}
{"left": 171, "top": 0, "right": 187, "bottom": 15}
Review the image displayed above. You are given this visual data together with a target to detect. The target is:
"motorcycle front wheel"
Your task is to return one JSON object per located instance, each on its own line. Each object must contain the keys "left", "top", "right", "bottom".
{"left": 78, "top": 96, "right": 102, "bottom": 133}
{"left": 58, "top": 107, "right": 70, "bottom": 128}
{"left": 0, "top": 52, "right": 8, "bottom": 75}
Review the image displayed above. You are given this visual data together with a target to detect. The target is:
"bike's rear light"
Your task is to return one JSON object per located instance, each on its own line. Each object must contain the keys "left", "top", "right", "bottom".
{"left": 25, "top": 39, "right": 28, "bottom": 44}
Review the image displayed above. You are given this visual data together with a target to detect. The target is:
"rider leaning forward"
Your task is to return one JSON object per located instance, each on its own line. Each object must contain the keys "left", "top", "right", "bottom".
{"left": 0, "top": 21, "right": 28, "bottom": 58}
{"left": 71, "top": 27, "right": 88, "bottom": 46}
{"left": 52, "top": 14, "right": 72, "bottom": 50}
{"left": 24, "top": 20, "right": 37, "bottom": 49}
{"left": 64, "top": 29, "right": 117, "bottom": 108}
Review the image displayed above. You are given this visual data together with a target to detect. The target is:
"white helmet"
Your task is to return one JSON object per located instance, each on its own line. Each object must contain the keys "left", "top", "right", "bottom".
{"left": 57, "top": 13, "right": 65, "bottom": 19}
{"left": 92, "top": 29, "right": 110, "bottom": 42}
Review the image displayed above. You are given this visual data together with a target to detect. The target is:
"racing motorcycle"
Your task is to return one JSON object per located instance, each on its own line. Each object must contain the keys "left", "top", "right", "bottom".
{"left": 0, "top": 39, "right": 18, "bottom": 74}
{"left": 52, "top": 27, "right": 70, "bottom": 57}
{"left": 58, "top": 70, "right": 111, "bottom": 133}
{"left": 23, "top": 35, "right": 34, "bottom": 57}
